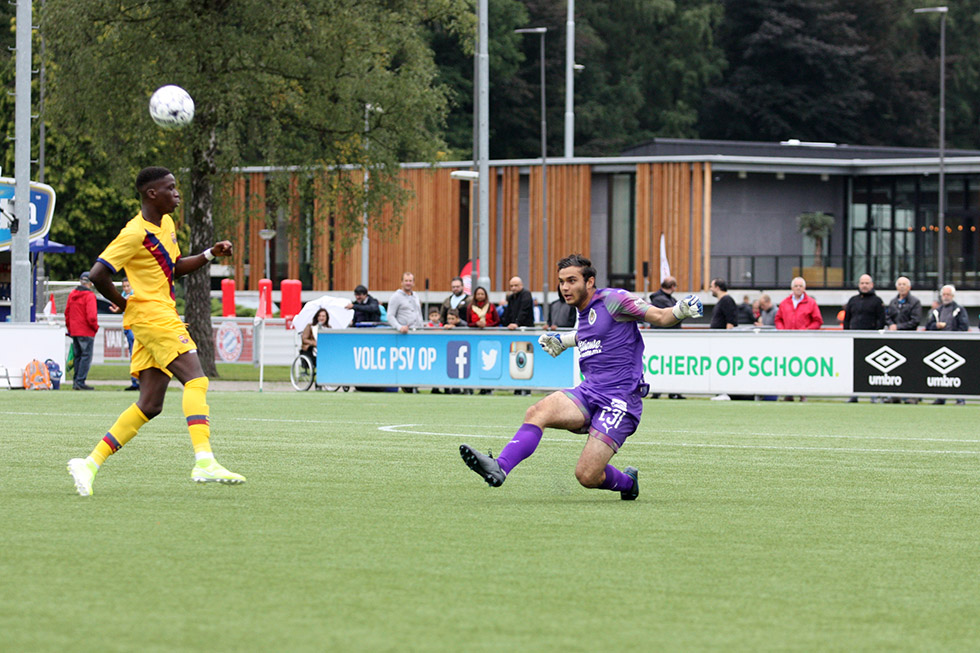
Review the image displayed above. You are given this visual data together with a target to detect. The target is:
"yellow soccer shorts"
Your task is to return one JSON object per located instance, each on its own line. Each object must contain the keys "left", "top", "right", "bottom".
{"left": 129, "top": 315, "right": 198, "bottom": 378}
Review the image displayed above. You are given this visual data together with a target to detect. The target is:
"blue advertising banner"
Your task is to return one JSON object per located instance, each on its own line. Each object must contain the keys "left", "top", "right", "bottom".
{"left": 0, "top": 178, "right": 57, "bottom": 252}
{"left": 316, "top": 330, "right": 576, "bottom": 389}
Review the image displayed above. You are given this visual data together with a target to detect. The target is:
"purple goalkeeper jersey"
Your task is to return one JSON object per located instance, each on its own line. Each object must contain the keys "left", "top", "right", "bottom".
{"left": 576, "top": 288, "right": 650, "bottom": 389}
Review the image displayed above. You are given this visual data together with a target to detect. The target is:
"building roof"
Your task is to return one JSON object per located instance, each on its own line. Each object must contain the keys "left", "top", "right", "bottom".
{"left": 621, "top": 138, "right": 980, "bottom": 161}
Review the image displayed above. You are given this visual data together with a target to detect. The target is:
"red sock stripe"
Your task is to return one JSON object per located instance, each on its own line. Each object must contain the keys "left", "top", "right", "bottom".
{"left": 103, "top": 433, "right": 122, "bottom": 452}
{"left": 186, "top": 415, "right": 209, "bottom": 426}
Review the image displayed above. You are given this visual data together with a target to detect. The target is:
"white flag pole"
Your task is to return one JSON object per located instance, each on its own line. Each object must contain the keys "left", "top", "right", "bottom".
{"left": 659, "top": 233, "right": 671, "bottom": 283}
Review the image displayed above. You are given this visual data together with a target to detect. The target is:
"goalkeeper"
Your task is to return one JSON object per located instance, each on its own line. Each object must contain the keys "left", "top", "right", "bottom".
{"left": 460, "top": 254, "right": 701, "bottom": 500}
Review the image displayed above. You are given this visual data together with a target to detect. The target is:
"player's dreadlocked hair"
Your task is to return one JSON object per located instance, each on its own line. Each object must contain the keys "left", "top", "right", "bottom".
{"left": 557, "top": 254, "right": 596, "bottom": 282}
{"left": 136, "top": 166, "right": 173, "bottom": 193}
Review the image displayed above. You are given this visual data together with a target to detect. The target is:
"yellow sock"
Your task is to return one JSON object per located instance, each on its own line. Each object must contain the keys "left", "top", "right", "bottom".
{"left": 90, "top": 404, "right": 149, "bottom": 466}
{"left": 183, "top": 376, "right": 212, "bottom": 456}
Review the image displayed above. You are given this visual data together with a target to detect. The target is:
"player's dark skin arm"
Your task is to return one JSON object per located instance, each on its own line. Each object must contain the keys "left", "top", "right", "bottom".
{"left": 88, "top": 262, "right": 127, "bottom": 310}
{"left": 174, "top": 240, "right": 233, "bottom": 278}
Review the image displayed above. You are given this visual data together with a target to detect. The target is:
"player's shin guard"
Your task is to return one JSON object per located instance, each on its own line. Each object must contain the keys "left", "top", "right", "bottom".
{"left": 90, "top": 404, "right": 150, "bottom": 466}
{"left": 598, "top": 464, "right": 634, "bottom": 492}
{"left": 495, "top": 423, "right": 543, "bottom": 475}
{"left": 182, "top": 376, "right": 212, "bottom": 457}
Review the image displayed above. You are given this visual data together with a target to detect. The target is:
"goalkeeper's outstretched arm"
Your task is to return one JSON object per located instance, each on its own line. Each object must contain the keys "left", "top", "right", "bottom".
{"left": 645, "top": 294, "right": 703, "bottom": 327}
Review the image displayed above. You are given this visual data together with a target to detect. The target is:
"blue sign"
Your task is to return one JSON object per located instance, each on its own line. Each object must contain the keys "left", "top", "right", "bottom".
{"left": 317, "top": 330, "right": 576, "bottom": 389}
{"left": 0, "top": 178, "right": 57, "bottom": 252}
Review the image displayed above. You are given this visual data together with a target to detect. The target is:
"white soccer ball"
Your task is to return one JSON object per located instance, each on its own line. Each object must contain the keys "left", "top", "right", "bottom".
{"left": 149, "top": 85, "right": 195, "bottom": 129}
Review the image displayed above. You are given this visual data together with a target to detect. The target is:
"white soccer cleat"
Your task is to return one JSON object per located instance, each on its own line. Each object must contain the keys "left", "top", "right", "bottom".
{"left": 67, "top": 457, "right": 98, "bottom": 496}
{"left": 191, "top": 459, "right": 246, "bottom": 484}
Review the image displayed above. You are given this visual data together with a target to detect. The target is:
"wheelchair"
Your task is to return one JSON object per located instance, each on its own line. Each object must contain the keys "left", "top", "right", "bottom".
{"left": 289, "top": 340, "right": 348, "bottom": 392}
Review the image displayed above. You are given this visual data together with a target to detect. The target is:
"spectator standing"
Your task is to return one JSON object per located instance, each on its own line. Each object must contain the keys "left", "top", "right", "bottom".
{"left": 886, "top": 276, "right": 922, "bottom": 331}
{"left": 843, "top": 274, "right": 886, "bottom": 331}
{"left": 885, "top": 276, "right": 923, "bottom": 404}
{"left": 736, "top": 294, "right": 755, "bottom": 326}
{"left": 387, "top": 272, "right": 424, "bottom": 333}
{"left": 426, "top": 308, "right": 442, "bottom": 327}
{"left": 110, "top": 277, "right": 140, "bottom": 390}
{"left": 774, "top": 277, "right": 822, "bottom": 402}
{"left": 467, "top": 286, "right": 500, "bottom": 328}
{"left": 439, "top": 276, "right": 469, "bottom": 325}
{"left": 775, "top": 277, "right": 822, "bottom": 330}
{"left": 844, "top": 274, "right": 886, "bottom": 403}
{"left": 346, "top": 284, "right": 381, "bottom": 324}
{"left": 547, "top": 284, "right": 576, "bottom": 330}
{"left": 501, "top": 276, "right": 534, "bottom": 329}
{"left": 926, "top": 285, "right": 969, "bottom": 405}
{"left": 756, "top": 294, "right": 777, "bottom": 326}
{"left": 925, "top": 284, "right": 969, "bottom": 332}
{"left": 709, "top": 278, "right": 737, "bottom": 329}
{"left": 444, "top": 308, "right": 463, "bottom": 329}
{"left": 65, "top": 271, "right": 99, "bottom": 390}
{"left": 648, "top": 277, "right": 680, "bottom": 330}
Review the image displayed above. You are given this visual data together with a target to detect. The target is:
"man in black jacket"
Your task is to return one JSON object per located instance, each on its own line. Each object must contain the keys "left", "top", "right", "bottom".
{"left": 844, "top": 275, "right": 886, "bottom": 403}
{"left": 843, "top": 274, "right": 886, "bottom": 330}
{"left": 501, "top": 276, "right": 534, "bottom": 329}
{"left": 346, "top": 284, "right": 382, "bottom": 324}
{"left": 649, "top": 276, "right": 681, "bottom": 330}
{"left": 886, "top": 276, "right": 922, "bottom": 332}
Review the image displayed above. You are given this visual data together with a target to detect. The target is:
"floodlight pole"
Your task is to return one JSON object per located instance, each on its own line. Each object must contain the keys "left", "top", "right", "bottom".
{"left": 565, "top": 0, "right": 574, "bottom": 158}
{"left": 516, "top": 27, "right": 549, "bottom": 323}
{"left": 259, "top": 229, "right": 276, "bottom": 281}
{"left": 10, "top": 0, "right": 32, "bottom": 322}
{"left": 915, "top": 6, "right": 948, "bottom": 289}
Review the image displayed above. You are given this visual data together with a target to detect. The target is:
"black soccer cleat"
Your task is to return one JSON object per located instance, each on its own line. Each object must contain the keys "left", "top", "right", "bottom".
{"left": 621, "top": 466, "right": 639, "bottom": 501}
{"left": 459, "top": 444, "right": 506, "bottom": 487}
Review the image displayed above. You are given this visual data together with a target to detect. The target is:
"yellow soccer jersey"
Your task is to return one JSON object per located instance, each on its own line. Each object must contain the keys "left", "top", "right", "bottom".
{"left": 97, "top": 212, "right": 181, "bottom": 328}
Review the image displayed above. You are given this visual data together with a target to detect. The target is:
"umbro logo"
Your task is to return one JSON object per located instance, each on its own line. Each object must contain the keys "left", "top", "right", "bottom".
{"left": 923, "top": 347, "right": 965, "bottom": 376}
{"left": 864, "top": 346, "right": 906, "bottom": 374}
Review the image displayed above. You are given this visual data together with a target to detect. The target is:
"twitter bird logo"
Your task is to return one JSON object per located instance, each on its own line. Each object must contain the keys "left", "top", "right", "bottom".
{"left": 478, "top": 341, "right": 502, "bottom": 379}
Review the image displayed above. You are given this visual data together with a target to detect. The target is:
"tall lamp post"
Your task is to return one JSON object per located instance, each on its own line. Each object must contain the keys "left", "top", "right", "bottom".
{"left": 914, "top": 6, "right": 948, "bottom": 289}
{"left": 258, "top": 228, "right": 276, "bottom": 280}
{"left": 515, "top": 26, "right": 549, "bottom": 322}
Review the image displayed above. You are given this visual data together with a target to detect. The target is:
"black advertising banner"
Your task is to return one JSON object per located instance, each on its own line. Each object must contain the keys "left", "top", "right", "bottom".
{"left": 853, "top": 337, "right": 980, "bottom": 396}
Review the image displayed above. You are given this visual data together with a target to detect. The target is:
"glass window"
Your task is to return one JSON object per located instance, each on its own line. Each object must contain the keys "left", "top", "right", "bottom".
{"left": 608, "top": 174, "right": 634, "bottom": 281}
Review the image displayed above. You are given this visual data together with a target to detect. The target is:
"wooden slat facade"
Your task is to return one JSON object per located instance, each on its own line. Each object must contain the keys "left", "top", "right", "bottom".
{"left": 635, "top": 162, "right": 712, "bottom": 292}
{"left": 223, "top": 162, "right": 709, "bottom": 295}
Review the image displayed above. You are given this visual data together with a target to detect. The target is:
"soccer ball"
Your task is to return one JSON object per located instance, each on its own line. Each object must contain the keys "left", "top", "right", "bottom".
{"left": 149, "top": 85, "right": 195, "bottom": 129}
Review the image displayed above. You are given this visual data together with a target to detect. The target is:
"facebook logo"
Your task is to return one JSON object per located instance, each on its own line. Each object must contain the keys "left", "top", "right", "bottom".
{"left": 477, "top": 341, "right": 502, "bottom": 379}
{"left": 446, "top": 341, "right": 470, "bottom": 379}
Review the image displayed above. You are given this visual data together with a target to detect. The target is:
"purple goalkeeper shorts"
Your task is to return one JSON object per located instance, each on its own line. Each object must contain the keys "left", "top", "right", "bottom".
{"left": 562, "top": 383, "right": 643, "bottom": 452}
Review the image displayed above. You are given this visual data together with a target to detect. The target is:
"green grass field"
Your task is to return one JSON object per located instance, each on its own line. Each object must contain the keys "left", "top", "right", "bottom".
{"left": 2, "top": 390, "right": 979, "bottom": 651}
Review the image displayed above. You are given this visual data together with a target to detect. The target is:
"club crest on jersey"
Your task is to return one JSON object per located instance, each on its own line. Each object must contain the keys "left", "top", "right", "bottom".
{"left": 178, "top": 335, "right": 189, "bottom": 344}
{"left": 588, "top": 308, "right": 597, "bottom": 325}
{"left": 171, "top": 232, "right": 178, "bottom": 244}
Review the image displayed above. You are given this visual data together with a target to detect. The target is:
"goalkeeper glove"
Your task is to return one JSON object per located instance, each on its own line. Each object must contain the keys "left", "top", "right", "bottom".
{"left": 538, "top": 331, "right": 577, "bottom": 357}
{"left": 671, "top": 294, "right": 703, "bottom": 320}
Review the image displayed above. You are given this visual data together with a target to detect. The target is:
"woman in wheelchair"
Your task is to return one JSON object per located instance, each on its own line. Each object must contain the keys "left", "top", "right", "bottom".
{"left": 301, "top": 308, "right": 330, "bottom": 366}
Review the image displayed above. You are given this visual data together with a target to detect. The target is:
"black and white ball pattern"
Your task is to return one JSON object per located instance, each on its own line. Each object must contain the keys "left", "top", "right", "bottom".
{"left": 149, "top": 85, "right": 195, "bottom": 129}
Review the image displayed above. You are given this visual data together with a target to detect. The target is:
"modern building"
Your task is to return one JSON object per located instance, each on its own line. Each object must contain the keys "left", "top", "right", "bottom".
{"left": 218, "top": 138, "right": 980, "bottom": 305}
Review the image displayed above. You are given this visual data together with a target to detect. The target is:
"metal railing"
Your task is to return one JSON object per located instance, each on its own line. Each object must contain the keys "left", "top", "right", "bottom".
{"left": 710, "top": 254, "right": 980, "bottom": 290}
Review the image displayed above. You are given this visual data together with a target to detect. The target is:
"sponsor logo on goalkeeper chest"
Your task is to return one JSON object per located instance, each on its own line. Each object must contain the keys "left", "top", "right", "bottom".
{"left": 579, "top": 338, "right": 602, "bottom": 359}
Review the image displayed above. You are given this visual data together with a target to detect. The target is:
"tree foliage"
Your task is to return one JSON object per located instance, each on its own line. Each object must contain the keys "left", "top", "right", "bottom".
{"left": 42, "top": 0, "right": 473, "bottom": 373}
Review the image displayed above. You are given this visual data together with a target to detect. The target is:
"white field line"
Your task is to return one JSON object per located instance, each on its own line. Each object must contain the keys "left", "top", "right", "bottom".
{"left": 378, "top": 424, "right": 980, "bottom": 456}
{"left": 4, "top": 409, "right": 980, "bottom": 452}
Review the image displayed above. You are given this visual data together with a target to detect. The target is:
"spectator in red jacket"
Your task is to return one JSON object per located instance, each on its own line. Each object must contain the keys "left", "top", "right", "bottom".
{"left": 65, "top": 271, "right": 99, "bottom": 390}
{"left": 774, "top": 276, "right": 822, "bottom": 402}
{"left": 775, "top": 276, "right": 823, "bottom": 330}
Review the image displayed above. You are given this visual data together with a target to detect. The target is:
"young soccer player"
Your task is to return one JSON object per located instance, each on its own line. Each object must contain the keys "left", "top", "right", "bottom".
{"left": 67, "top": 166, "right": 245, "bottom": 496}
{"left": 460, "top": 254, "right": 702, "bottom": 499}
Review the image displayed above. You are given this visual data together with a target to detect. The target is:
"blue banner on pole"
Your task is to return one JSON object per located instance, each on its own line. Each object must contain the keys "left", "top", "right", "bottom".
{"left": 316, "top": 330, "right": 576, "bottom": 389}
{"left": 0, "top": 178, "right": 57, "bottom": 252}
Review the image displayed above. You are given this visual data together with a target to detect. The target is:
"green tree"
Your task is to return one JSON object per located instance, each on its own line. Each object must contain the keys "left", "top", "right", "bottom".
{"left": 43, "top": 0, "right": 472, "bottom": 374}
